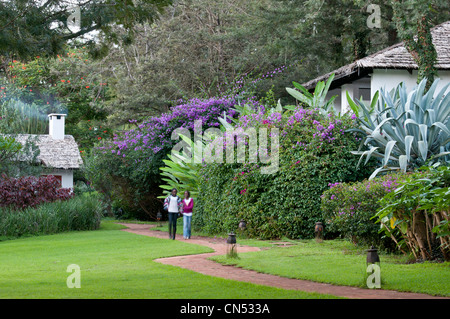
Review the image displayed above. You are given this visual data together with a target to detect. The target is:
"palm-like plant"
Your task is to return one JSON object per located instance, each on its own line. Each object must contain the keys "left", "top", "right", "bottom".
{"left": 158, "top": 134, "right": 206, "bottom": 199}
{"left": 286, "top": 73, "right": 337, "bottom": 114}
{"left": 349, "top": 78, "right": 450, "bottom": 179}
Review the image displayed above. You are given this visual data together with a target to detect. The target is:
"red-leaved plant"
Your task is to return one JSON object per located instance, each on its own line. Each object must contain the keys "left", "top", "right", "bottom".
{"left": 0, "top": 174, "right": 73, "bottom": 209}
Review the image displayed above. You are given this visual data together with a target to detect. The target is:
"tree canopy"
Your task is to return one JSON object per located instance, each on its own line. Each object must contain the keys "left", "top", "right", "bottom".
{"left": 0, "top": 0, "right": 172, "bottom": 60}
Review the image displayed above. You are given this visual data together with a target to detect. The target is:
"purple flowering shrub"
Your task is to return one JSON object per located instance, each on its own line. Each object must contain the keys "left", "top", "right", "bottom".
{"left": 109, "top": 97, "right": 237, "bottom": 156}
{"left": 86, "top": 97, "right": 239, "bottom": 218}
{"left": 320, "top": 173, "right": 406, "bottom": 248}
{"left": 195, "top": 107, "right": 373, "bottom": 239}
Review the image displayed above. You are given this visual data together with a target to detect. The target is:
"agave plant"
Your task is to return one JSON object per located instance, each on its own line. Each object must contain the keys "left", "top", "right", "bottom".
{"left": 348, "top": 78, "right": 450, "bottom": 179}
{"left": 286, "top": 73, "right": 337, "bottom": 114}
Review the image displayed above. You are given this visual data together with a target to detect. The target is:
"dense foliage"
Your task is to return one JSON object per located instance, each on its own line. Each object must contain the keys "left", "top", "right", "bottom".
{"left": 0, "top": 0, "right": 171, "bottom": 59}
{"left": 0, "top": 194, "right": 102, "bottom": 239}
{"left": 0, "top": 175, "right": 73, "bottom": 209}
{"left": 84, "top": 97, "right": 240, "bottom": 218}
{"left": 375, "top": 165, "right": 449, "bottom": 261}
{"left": 102, "top": 0, "right": 450, "bottom": 124}
{"left": 0, "top": 135, "right": 22, "bottom": 167}
{"left": 0, "top": 134, "right": 42, "bottom": 178}
{"left": 321, "top": 173, "right": 405, "bottom": 248}
{"left": 1, "top": 48, "right": 114, "bottom": 152}
{"left": 194, "top": 107, "right": 373, "bottom": 239}
{"left": 392, "top": 0, "right": 440, "bottom": 89}
{"left": 0, "top": 100, "right": 48, "bottom": 134}
{"left": 0, "top": 0, "right": 448, "bottom": 249}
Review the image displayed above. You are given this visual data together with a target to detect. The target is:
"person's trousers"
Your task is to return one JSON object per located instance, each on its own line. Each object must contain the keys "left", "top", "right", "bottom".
{"left": 183, "top": 215, "right": 192, "bottom": 239}
{"left": 168, "top": 212, "right": 178, "bottom": 239}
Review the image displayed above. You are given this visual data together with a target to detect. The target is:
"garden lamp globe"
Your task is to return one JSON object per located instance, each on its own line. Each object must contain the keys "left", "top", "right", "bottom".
{"left": 238, "top": 219, "right": 247, "bottom": 231}
{"left": 156, "top": 211, "right": 162, "bottom": 227}
{"left": 226, "top": 232, "right": 238, "bottom": 258}
{"left": 367, "top": 246, "right": 380, "bottom": 265}
{"left": 315, "top": 222, "right": 324, "bottom": 243}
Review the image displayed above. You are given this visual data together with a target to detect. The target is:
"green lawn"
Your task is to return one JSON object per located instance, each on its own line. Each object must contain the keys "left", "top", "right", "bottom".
{"left": 0, "top": 221, "right": 337, "bottom": 299}
{"left": 210, "top": 239, "right": 450, "bottom": 297}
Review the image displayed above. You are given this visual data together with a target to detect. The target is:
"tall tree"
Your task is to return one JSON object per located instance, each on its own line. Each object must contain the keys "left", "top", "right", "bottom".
{"left": 0, "top": 0, "right": 172, "bottom": 60}
{"left": 391, "top": 0, "right": 447, "bottom": 90}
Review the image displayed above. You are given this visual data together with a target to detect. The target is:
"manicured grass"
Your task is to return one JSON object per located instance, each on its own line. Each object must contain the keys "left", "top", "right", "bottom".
{"left": 0, "top": 222, "right": 338, "bottom": 299}
{"left": 210, "top": 239, "right": 450, "bottom": 297}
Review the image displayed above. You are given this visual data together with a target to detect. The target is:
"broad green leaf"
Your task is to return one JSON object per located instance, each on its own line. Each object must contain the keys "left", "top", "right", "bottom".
{"left": 286, "top": 88, "right": 311, "bottom": 106}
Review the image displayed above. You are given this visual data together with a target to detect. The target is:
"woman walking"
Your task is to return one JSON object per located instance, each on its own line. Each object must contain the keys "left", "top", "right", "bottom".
{"left": 181, "top": 190, "right": 194, "bottom": 239}
{"left": 164, "top": 188, "right": 181, "bottom": 240}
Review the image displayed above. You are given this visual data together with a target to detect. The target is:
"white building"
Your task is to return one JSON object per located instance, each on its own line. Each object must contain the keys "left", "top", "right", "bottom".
{"left": 301, "top": 21, "right": 450, "bottom": 113}
{"left": 13, "top": 114, "right": 83, "bottom": 189}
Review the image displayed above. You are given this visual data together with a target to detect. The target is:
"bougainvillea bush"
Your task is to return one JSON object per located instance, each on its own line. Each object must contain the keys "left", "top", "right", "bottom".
{"left": 194, "top": 107, "right": 374, "bottom": 239}
{"left": 85, "top": 96, "right": 244, "bottom": 218}
{"left": 0, "top": 175, "right": 73, "bottom": 210}
{"left": 320, "top": 173, "right": 406, "bottom": 249}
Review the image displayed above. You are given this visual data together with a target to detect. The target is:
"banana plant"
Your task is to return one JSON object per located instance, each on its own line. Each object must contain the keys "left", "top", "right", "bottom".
{"left": 286, "top": 73, "right": 337, "bottom": 114}
{"left": 348, "top": 78, "right": 450, "bottom": 179}
{"left": 158, "top": 133, "right": 208, "bottom": 199}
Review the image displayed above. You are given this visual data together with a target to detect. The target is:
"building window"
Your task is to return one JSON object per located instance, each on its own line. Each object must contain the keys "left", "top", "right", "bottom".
{"left": 358, "top": 88, "right": 371, "bottom": 101}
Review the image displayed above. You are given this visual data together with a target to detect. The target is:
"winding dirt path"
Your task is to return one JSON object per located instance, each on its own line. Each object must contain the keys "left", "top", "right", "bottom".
{"left": 118, "top": 223, "right": 448, "bottom": 299}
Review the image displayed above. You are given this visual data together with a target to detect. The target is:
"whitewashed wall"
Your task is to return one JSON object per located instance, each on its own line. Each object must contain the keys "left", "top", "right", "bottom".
{"left": 370, "top": 69, "right": 450, "bottom": 99}
{"left": 43, "top": 169, "right": 74, "bottom": 189}
{"left": 330, "top": 69, "right": 450, "bottom": 114}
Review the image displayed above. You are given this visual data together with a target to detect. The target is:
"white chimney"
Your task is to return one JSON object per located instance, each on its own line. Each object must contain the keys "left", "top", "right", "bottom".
{"left": 48, "top": 113, "right": 67, "bottom": 140}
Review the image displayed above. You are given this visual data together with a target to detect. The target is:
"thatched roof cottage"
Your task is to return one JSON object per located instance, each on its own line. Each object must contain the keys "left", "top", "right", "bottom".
{"left": 302, "top": 20, "right": 450, "bottom": 113}
{"left": 13, "top": 114, "right": 83, "bottom": 188}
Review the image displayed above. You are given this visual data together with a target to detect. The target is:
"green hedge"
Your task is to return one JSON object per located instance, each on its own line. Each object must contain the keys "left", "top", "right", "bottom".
{"left": 194, "top": 109, "right": 374, "bottom": 239}
{"left": 0, "top": 194, "right": 102, "bottom": 239}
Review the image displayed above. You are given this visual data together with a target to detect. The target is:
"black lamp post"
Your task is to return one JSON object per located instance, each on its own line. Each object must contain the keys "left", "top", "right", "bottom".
{"left": 238, "top": 219, "right": 247, "bottom": 231}
{"left": 315, "top": 222, "right": 324, "bottom": 243}
{"left": 366, "top": 245, "right": 381, "bottom": 289}
{"left": 366, "top": 246, "right": 380, "bottom": 265}
{"left": 156, "top": 211, "right": 162, "bottom": 227}
{"left": 226, "top": 232, "right": 238, "bottom": 258}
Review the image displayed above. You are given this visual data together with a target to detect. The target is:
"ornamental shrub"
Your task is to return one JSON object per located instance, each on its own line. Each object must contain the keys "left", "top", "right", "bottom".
{"left": 320, "top": 173, "right": 405, "bottom": 249}
{"left": 0, "top": 175, "right": 73, "bottom": 210}
{"left": 348, "top": 78, "right": 450, "bottom": 179}
{"left": 375, "top": 165, "right": 449, "bottom": 261}
{"left": 0, "top": 194, "right": 102, "bottom": 239}
{"left": 194, "top": 108, "right": 374, "bottom": 239}
{"left": 85, "top": 96, "right": 246, "bottom": 219}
